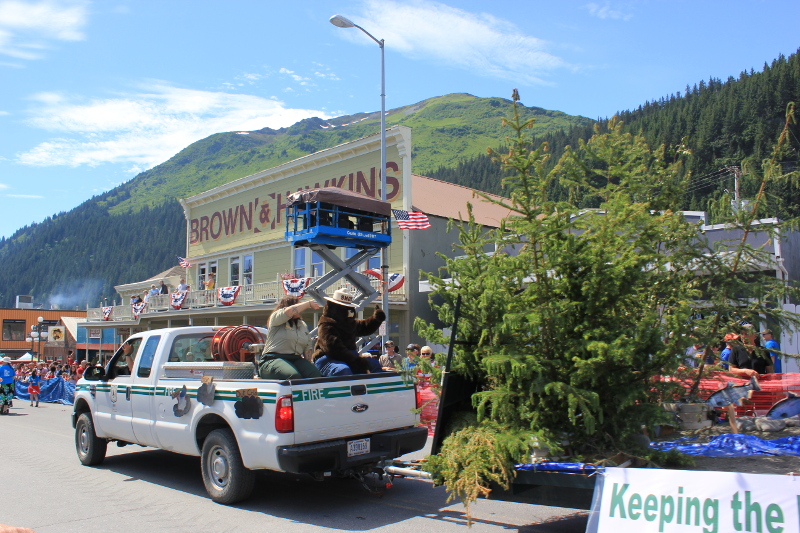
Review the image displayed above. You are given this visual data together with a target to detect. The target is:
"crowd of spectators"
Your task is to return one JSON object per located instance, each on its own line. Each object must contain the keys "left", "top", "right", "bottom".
{"left": 683, "top": 326, "right": 782, "bottom": 375}
{"left": 11, "top": 359, "right": 89, "bottom": 387}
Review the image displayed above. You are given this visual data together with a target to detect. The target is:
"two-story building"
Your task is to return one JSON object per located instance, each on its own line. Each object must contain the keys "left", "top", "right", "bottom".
{"left": 80, "top": 126, "right": 510, "bottom": 348}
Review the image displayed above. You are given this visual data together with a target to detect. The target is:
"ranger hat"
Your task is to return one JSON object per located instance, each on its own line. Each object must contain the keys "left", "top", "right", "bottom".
{"left": 324, "top": 288, "right": 356, "bottom": 308}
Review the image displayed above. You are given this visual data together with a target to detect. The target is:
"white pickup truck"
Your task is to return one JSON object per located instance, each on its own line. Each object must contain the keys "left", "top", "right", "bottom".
{"left": 72, "top": 326, "right": 427, "bottom": 504}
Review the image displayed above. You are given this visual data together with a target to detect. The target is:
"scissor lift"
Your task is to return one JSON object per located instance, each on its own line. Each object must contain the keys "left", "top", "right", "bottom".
{"left": 285, "top": 188, "right": 392, "bottom": 346}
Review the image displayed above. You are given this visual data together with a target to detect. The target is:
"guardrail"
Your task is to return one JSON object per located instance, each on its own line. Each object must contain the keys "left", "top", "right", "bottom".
{"left": 86, "top": 277, "right": 406, "bottom": 323}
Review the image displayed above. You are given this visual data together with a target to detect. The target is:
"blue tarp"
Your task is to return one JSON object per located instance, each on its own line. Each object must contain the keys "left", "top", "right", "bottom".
{"left": 13, "top": 377, "right": 75, "bottom": 405}
{"left": 515, "top": 462, "right": 604, "bottom": 474}
{"left": 650, "top": 433, "right": 800, "bottom": 457}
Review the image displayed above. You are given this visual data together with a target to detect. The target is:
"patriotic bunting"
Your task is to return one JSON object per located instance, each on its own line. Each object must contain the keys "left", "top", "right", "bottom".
{"left": 131, "top": 302, "right": 146, "bottom": 319}
{"left": 217, "top": 286, "right": 241, "bottom": 306}
{"left": 360, "top": 270, "right": 405, "bottom": 292}
{"left": 171, "top": 291, "right": 188, "bottom": 310}
{"left": 392, "top": 209, "right": 431, "bottom": 230}
{"left": 102, "top": 306, "right": 113, "bottom": 321}
{"left": 282, "top": 277, "right": 312, "bottom": 299}
{"left": 386, "top": 272, "right": 405, "bottom": 292}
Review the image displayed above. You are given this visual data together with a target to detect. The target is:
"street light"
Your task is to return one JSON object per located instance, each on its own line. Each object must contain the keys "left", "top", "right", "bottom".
{"left": 330, "top": 14, "right": 390, "bottom": 350}
{"left": 29, "top": 316, "right": 48, "bottom": 359}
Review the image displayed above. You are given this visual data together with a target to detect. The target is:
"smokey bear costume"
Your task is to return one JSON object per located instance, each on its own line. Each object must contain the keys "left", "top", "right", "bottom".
{"left": 312, "top": 289, "right": 385, "bottom": 375}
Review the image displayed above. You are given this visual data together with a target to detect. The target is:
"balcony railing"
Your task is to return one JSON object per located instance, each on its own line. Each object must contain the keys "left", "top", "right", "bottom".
{"left": 86, "top": 277, "right": 406, "bottom": 323}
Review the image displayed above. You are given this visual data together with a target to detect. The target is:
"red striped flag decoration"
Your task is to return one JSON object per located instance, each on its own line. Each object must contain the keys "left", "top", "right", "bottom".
{"left": 178, "top": 256, "right": 191, "bottom": 268}
{"left": 392, "top": 209, "right": 431, "bottom": 230}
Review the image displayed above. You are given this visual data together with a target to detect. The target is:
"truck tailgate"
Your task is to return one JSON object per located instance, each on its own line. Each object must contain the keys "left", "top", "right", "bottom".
{"left": 290, "top": 374, "right": 417, "bottom": 444}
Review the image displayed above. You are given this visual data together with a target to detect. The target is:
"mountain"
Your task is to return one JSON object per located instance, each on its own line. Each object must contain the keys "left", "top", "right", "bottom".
{"left": 0, "top": 94, "right": 593, "bottom": 308}
{"left": 429, "top": 50, "right": 800, "bottom": 220}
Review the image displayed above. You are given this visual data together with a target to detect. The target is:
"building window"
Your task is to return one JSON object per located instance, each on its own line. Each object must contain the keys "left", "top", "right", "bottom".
{"left": 2, "top": 320, "right": 26, "bottom": 341}
{"left": 311, "top": 251, "right": 324, "bottom": 278}
{"left": 294, "top": 248, "right": 306, "bottom": 277}
{"left": 293, "top": 249, "right": 325, "bottom": 278}
{"left": 243, "top": 254, "right": 253, "bottom": 285}
{"left": 197, "top": 261, "right": 217, "bottom": 289}
{"left": 230, "top": 256, "right": 240, "bottom": 286}
{"left": 345, "top": 248, "right": 379, "bottom": 271}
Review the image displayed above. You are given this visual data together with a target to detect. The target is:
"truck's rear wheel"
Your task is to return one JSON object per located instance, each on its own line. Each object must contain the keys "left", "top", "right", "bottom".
{"left": 75, "top": 412, "right": 107, "bottom": 465}
{"left": 201, "top": 428, "right": 255, "bottom": 504}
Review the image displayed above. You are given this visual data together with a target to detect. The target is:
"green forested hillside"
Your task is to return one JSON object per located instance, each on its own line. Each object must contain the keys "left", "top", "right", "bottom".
{"left": 1, "top": 46, "right": 799, "bottom": 309}
{"left": 108, "top": 93, "right": 592, "bottom": 216}
{"left": 0, "top": 94, "right": 591, "bottom": 308}
{"left": 430, "top": 50, "right": 800, "bottom": 219}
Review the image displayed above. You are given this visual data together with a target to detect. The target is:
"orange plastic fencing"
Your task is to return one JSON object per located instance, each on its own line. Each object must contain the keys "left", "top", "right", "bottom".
{"left": 692, "top": 372, "right": 800, "bottom": 417}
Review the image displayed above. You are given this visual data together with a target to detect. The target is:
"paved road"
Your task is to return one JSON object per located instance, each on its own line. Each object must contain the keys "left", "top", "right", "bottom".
{"left": 0, "top": 401, "right": 589, "bottom": 533}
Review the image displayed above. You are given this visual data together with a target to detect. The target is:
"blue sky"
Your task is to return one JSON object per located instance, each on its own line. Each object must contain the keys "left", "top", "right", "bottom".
{"left": 1, "top": 0, "right": 798, "bottom": 239}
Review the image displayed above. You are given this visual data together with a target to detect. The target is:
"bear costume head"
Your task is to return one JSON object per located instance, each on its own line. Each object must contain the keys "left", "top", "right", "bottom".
{"left": 312, "top": 289, "right": 385, "bottom": 374}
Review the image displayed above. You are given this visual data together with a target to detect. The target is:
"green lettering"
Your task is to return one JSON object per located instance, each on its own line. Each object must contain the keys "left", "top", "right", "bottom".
{"left": 609, "top": 483, "right": 629, "bottom": 518}
{"left": 629, "top": 493, "right": 642, "bottom": 520}
{"left": 659, "top": 495, "right": 674, "bottom": 532}
{"left": 644, "top": 494, "right": 658, "bottom": 522}
{"left": 765, "top": 503, "right": 783, "bottom": 533}
{"left": 745, "top": 491, "right": 762, "bottom": 533}
{"left": 686, "top": 497, "right": 701, "bottom": 525}
{"left": 732, "top": 492, "right": 743, "bottom": 531}
{"left": 703, "top": 498, "right": 719, "bottom": 533}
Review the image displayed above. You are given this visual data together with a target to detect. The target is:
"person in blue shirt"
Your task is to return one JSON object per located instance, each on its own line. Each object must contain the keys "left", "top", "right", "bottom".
{"left": 719, "top": 344, "right": 731, "bottom": 370}
{"left": 761, "top": 329, "right": 782, "bottom": 373}
{"left": 0, "top": 356, "right": 16, "bottom": 414}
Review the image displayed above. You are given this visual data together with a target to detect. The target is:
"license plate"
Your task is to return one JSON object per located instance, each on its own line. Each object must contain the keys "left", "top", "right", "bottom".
{"left": 347, "top": 438, "right": 370, "bottom": 457}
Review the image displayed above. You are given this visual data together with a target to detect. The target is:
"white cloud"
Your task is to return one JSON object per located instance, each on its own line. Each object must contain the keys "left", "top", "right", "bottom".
{"left": 16, "top": 82, "right": 332, "bottom": 169}
{"left": 585, "top": 3, "right": 633, "bottom": 21}
{"left": 6, "top": 193, "right": 43, "bottom": 198}
{"left": 0, "top": 183, "right": 9, "bottom": 189}
{"left": 344, "top": 0, "right": 568, "bottom": 85}
{"left": 0, "top": 0, "right": 88, "bottom": 60}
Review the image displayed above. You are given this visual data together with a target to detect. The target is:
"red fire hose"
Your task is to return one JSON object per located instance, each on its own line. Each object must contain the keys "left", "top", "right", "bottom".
{"left": 211, "top": 325, "right": 265, "bottom": 363}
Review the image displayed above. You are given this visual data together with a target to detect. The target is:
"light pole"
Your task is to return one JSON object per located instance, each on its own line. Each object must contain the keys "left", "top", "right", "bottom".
{"left": 29, "top": 316, "right": 48, "bottom": 359}
{"left": 330, "top": 14, "right": 390, "bottom": 351}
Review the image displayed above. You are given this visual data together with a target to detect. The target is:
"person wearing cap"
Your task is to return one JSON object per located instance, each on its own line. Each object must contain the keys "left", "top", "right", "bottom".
{"left": 379, "top": 341, "right": 403, "bottom": 370}
{"left": 761, "top": 329, "right": 781, "bottom": 373}
{"left": 0, "top": 356, "right": 16, "bottom": 414}
{"left": 405, "top": 344, "right": 421, "bottom": 366}
{"left": 243, "top": 296, "right": 323, "bottom": 380}
{"left": 313, "top": 288, "right": 386, "bottom": 376}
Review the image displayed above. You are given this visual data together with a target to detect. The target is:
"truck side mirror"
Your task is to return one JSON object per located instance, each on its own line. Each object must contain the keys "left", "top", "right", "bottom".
{"left": 83, "top": 366, "right": 105, "bottom": 381}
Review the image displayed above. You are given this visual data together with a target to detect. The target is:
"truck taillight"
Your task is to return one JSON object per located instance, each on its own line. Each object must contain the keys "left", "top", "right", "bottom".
{"left": 275, "top": 395, "right": 294, "bottom": 433}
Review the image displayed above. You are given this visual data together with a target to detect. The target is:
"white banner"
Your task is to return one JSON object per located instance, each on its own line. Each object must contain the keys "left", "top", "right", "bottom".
{"left": 595, "top": 467, "right": 800, "bottom": 533}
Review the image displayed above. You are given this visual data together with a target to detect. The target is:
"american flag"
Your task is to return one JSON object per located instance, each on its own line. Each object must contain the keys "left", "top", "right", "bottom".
{"left": 392, "top": 209, "right": 431, "bottom": 230}
{"left": 178, "top": 256, "right": 191, "bottom": 268}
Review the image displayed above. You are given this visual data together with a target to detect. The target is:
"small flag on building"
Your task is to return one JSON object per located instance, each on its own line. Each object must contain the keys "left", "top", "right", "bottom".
{"left": 392, "top": 209, "right": 430, "bottom": 230}
{"left": 178, "top": 256, "right": 191, "bottom": 268}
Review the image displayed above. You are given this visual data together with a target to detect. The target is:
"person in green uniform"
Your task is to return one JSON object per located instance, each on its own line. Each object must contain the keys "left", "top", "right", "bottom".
{"left": 247, "top": 296, "right": 323, "bottom": 380}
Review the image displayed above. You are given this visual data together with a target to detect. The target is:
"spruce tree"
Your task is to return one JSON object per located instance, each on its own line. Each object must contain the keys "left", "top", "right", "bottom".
{"left": 418, "top": 93, "right": 800, "bottom": 515}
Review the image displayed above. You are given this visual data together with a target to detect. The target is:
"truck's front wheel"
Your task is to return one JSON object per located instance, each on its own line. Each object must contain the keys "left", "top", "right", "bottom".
{"left": 201, "top": 428, "right": 255, "bottom": 504}
{"left": 75, "top": 412, "right": 107, "bottom": 466}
